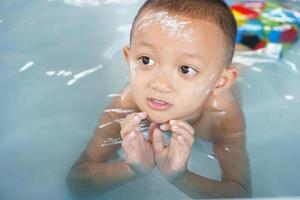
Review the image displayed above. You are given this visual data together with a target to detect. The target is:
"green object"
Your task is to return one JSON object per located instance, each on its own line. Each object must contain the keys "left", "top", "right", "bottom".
{"left": 231, "top": 0, "right": 300, "bottom": 58}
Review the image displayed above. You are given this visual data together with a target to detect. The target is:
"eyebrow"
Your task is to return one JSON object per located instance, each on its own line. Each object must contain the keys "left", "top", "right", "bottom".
{"left": 182, "top": 52, "right": 198, "bottom": 58}
{"left": 182, "top": 52, "right": 205, "bottom": 62}
{"left": 136, "top": 41, "right": 156, "bottom": 49}
{"left": 136, "top": 41, "right": 206, "bottom": 66}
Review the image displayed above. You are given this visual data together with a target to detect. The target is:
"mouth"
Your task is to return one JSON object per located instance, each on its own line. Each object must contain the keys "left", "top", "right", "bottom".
{"left": 146, "top": 98, "right": 172, "bottom": 111}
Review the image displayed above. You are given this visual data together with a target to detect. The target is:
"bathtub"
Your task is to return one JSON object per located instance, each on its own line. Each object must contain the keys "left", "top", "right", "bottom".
{"left": 0, "top": 0, "right": 300, "bottom": 199}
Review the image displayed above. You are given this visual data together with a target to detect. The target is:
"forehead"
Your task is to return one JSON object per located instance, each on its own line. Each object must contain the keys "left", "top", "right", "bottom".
{"left": 132, "top": 10, "right": 226, "bottom": 65}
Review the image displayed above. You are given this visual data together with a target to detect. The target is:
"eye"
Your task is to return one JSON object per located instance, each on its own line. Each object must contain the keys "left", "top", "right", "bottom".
{"left": 139, "top": 56, "right": 155, "bottom": 66}
{"left": 179, "top": 65, "right": 198, "bottom": 76}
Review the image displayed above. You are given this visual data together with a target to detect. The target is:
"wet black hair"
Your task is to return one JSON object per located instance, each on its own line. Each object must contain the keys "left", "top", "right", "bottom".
{"left": 130, "top": 0, "right": 237, "bottom": 66}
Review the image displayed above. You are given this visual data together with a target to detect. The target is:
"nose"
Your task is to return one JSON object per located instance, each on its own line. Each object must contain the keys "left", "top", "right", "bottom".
{"left": 150, "top": 68, "right": 172, "bottom": 93}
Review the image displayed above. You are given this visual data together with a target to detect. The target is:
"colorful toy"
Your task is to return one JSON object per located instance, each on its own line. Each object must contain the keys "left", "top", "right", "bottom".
{"left": 225, "top": 0, "right": 300, "bottom": 58}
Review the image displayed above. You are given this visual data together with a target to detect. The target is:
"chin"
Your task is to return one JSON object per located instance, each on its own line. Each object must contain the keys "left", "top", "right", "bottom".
{"left": 146, "top": 111, "right": 171, "bottom": 124}
{"left": 138, "top": 102, "right": 176, "bottom": 124}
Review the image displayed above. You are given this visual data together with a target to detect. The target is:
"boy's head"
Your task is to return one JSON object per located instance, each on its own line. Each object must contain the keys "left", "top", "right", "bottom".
{"left": 131, "top": 0, "right": 237, "bottom": 66}
{"left": 123, "top": 0, "right": 238, "bottom": 123}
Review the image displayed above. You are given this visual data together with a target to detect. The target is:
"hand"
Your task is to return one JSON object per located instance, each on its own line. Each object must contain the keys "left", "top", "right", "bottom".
{"left": 120, "top": 112, "right": 155, "bottom": 177}
{"left": 152, "top": 119, "right": 195, "bottom": 182}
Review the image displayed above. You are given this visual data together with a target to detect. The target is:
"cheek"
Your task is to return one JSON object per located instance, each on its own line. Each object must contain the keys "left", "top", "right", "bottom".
{"left": 193, "top": 73, "right": 218, "bottom": 94}
{"left": 129, "top": 69, "right": 149, "bottom": 99}
{"left": 129, "top": 60, "right": 151, "bottom": 81}
{"left": 129, "top": 61, "right": 138, "bottom": 80}
{"left": 192, "top": 83, "right": 212, "bottom": 97}
{"left": 179, "top": 89, "right": 206, "bottom": 107}
{"left": 176, "top": 78, "right": 216, "bottom": 108}
{"left": 130, "top": 70, "right": 148, "bottom": 89}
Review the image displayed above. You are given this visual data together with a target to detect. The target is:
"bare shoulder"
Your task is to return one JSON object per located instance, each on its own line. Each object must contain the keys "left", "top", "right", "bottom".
{"left": 96, "top": 84, "right": 139, "bottom": 137}
{"left": 198, "top": 87, "right": 246, "bottom": 141}
{"left": 202, "top": 88, "right": 251, "bottom": 194}
{"left": 73, "top": 85, "right": 139, "bottom": 164}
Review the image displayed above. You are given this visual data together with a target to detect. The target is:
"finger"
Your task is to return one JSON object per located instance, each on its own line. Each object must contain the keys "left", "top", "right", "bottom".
{"left": 122, "top": 131, "right": 142, "bottom": 163}
{"left": 124, "top": 129, "right": 146, "bottom": 153}
{"left": 120, "top": 113, "right": 136, "bottom": 138}
{"left": 152, "top": 128, "right": 165, "bottom": 153}
{"left": 136, "top": 112, "right": 147, "bottom": 120}
{"left": 131, "top": 112, "right": 148, "bottom": 133}
{"left": 176, "top": 134, "right": 192, "bottom": 156}
{"left": 122, "top": 131, "right": 137, "bottom": 155}
{"left": 171, "top": 125, "right": 195, "bottom": 148}
{"left": 147, "top": 122, "right": 158, "bottom": 144}
{"left": 170, "top": 120, "right": 195, "bottom": 136}
{"left": 149, "top": 122, "right": 158, "bottom": 134}
{"left": 177, "top": 134, "right": 186, "bottom": 147}
{"left": 159, "top": 123, "right": 171, "bottom": 131}
{"left": 136, "top": 130, "right": 147, "bottom": 147}
{"left": 120, "top": 112, "right": 147, "bottom": 139}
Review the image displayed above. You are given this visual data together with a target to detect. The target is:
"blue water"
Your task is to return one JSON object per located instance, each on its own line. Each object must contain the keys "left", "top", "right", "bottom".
{"left": 1, "top": 0, "right": 300, "bottom": 199}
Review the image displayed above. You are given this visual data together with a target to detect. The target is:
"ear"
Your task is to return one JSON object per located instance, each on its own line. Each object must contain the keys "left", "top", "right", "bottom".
{"left": 123, "top": 46, "right": 131, "bottom": 65}
{"left": 212, "top": 66, "right": 238, "bottom": 96}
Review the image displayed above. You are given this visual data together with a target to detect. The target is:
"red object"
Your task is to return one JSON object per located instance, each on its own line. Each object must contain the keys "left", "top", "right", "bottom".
{"left": 281, "top": 27, "right": 298, "bottom": 43}
{"left": 232, "top": 4, "right": 259, "bottom": 19}
{"left": 255, "top": 40, "right": 267, "bottom": 50}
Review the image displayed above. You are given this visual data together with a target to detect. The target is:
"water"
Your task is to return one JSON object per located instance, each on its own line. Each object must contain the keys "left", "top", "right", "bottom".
{"left": 0, "top": 0, "right": 300, "bottom": 199}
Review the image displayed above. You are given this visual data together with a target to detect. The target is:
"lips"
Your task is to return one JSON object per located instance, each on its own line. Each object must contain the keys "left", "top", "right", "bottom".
{"left": 146, "top": 98, "right": 172, "bottom": 111}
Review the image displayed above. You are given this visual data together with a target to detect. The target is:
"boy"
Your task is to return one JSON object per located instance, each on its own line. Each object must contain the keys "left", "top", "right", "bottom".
{"left": 66, "top": 0, "right": 252, "bottom": 198}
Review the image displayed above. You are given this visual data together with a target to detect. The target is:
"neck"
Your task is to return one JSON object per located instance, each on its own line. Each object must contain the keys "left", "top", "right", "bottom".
{"left": 183, "top": 109, "right": 204, "bottom": 128}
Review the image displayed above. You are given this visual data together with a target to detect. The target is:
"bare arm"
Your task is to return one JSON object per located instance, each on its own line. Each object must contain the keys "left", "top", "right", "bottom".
{"left": 66, "top": 86, "right": 139, "bottom": 198}
{"left": 170, "top": 133, "right": 251, "bottom": 198}
{"left": 169, "top": 92, "right": 252, "bottom": 198}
